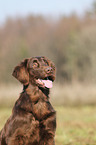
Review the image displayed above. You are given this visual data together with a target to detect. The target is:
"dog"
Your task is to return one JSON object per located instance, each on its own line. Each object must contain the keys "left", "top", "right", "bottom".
{"left": 0, "top": 56, "right": 56, "bottom": 145}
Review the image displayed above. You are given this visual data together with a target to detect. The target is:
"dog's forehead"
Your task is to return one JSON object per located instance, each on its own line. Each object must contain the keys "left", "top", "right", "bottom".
{"left": 29, "top": 56, "right": 49, "bottom": 63}
{"left": 36, "top": 56, "right": 45, "bottom": 61}
{"left": 35, "top": 56, "right": 48, "bottom": 61}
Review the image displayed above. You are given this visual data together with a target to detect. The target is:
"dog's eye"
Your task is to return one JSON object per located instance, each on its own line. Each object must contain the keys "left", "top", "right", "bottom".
{"left": 32, "top": 62, "right": 39, "bottom": 68}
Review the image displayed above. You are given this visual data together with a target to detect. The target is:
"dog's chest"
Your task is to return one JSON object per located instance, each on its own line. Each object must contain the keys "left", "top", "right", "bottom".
{"left": 32, "top": 99, "right": 54, "bottom": 120}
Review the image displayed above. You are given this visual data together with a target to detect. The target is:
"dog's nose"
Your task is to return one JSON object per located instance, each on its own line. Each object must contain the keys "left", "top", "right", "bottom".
{"left": 45, "top": 67, "right": 52, "bottom": 73}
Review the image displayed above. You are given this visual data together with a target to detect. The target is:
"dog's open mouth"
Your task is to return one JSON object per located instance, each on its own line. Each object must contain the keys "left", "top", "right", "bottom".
{"left": 36, "top": 77, "right": 53, "bottom": 88}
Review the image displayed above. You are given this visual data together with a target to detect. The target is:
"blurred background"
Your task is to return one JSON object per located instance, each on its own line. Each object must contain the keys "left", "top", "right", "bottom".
{"left": 1, "top": 0, "right": 96, "bottom": 144}
{"left": 0, "top": 0, "right": 96, "bottom": 106}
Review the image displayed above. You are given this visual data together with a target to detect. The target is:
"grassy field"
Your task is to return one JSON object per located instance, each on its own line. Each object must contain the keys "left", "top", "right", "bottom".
{"left": 1, "top": 84, "right": 96, "bottom": 144}
{"left": 1, "top": 106, "right": 96, "bottom": 145}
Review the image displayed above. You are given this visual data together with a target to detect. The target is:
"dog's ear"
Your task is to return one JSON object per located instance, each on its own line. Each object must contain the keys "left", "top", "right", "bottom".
{"left": 12, "top": 59, "right": 29, "bottom": 85}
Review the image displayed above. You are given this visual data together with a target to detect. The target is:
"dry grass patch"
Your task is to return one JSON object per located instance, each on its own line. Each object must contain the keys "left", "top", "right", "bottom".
{"left": 0, "top": 84, "right": 22, "bottom": 107}
{"left": 51, "top": 83, "right": 96, "bottom": 106}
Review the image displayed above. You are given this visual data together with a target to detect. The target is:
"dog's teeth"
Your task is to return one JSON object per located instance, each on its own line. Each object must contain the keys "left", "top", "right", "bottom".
{"left": 38, "top": 79, "right": 41, "bottom": 82}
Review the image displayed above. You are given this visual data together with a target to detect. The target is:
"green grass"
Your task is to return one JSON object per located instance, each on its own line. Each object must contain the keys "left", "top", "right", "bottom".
{"left": 1, "top": 106, "right": 96, "bottom": 145}
{"left": 55, "top": 106, "right": 96, "bottom": 145}
{"left": 0, "top": 108, "right": 11, "bottom": 129}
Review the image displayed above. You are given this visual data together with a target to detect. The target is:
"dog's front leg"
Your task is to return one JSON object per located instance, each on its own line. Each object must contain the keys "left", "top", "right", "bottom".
{"left": 39, "top": 112, "right": 56, "bottom": 145}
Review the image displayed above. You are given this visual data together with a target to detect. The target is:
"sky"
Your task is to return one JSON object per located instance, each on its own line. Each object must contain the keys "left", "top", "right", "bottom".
{"left": 0, "top": 0, "right": 95, "bottom": 24}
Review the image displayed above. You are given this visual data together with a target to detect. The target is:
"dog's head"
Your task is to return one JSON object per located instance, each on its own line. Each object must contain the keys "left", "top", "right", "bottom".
{"left": 12, "top": 56, "right": 56, "bottom": 88}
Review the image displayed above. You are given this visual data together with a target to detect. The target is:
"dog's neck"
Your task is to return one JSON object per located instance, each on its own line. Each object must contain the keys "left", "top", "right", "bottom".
{"left": 23, "top": 84, "right": 29, "bottom": 91}
{"left": 23, "top": 83, "right": 50, "bottom": 100}
{"left": 38, "top": 87, "right": 50, "bottom": 98}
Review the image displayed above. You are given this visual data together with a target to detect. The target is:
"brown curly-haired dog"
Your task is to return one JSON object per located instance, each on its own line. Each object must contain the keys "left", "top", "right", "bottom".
{"left": 0, "top": 56, "right": 56, "bottom": 145}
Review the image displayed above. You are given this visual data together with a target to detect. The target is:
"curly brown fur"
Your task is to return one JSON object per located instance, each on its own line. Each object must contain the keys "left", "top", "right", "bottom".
{"left": 0, "top": 56, "right": 56, "bottom": 145}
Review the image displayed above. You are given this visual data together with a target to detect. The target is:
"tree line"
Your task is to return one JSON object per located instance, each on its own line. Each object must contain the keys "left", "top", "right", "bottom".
{"left": 0, "top": 2, "right": 96, "bottom": 84}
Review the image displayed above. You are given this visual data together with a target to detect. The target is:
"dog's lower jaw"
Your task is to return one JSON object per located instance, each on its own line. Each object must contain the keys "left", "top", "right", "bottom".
{"left": 38, "top": 86, "right": 50, "bottom": 98}
{"left": 23, "top": 83, "right": 50, "bottom": 100}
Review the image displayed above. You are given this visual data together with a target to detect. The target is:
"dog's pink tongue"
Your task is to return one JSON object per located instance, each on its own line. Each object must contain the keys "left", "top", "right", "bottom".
{"left": 42, "top": 80, "right": 53, "bottom": 88}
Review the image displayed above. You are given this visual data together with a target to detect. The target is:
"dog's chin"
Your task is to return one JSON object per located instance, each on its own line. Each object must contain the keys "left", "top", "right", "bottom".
{"left": 36, "top": 77, "right": 53, "bottom": 89}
